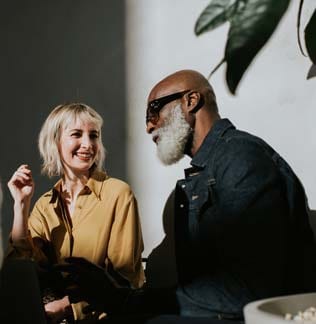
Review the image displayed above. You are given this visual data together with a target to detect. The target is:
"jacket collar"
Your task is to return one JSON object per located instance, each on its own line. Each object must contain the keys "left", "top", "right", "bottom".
{"left": 190, "top": 118, "right": 235, "bottom": 169}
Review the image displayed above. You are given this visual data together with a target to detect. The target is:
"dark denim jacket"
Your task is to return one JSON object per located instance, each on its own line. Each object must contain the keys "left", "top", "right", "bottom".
{"left": 174, "top": 119, "right": 316, "bottom": 319}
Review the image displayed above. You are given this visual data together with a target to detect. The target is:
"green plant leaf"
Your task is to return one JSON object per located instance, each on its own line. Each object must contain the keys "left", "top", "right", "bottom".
{"left": 296, "top": 0, "right": 307, "bottom": 56}
{"left": 305, "top": 9, "right": 316, "bottom": 64}
{"left": 195, "top": 0, "right": 238, "bottom": 35}
{"left": 307, "top": 64, "right": 316, "bottom": 79}
{"left": 225, "top": 0, "right": 291, "bottom": 94}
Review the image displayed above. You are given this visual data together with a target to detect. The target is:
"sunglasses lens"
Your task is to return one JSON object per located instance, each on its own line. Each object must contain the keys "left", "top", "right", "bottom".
{"left": 146, "top": 101, "right": 160, "bottom": 124}
{"left": 146, "top": 90, "right": 189, "bottom": 124}
{"left": 146, "top": 111, "right": 158, "bottom": 124}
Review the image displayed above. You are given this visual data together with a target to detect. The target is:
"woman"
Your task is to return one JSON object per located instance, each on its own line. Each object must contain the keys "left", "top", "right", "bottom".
{"left": 7, "top": 103, "right": 145, "bottom": 323}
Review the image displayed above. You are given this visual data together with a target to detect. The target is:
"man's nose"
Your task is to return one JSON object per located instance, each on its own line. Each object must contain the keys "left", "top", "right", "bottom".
{"left": 146, "top": 121, "right": 156, "bottom": 134}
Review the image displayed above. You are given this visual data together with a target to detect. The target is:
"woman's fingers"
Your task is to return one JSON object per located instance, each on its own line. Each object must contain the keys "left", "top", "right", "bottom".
{"left": 14, "top": 171, "right": 31, "bottom": 181}
{"left": 7, "top": 165, "right": 34, "bottom": 196}
{"left": 9, "top": 173, "right": 31, "bottom": 188}
{"left": 11, "top": 165, "right": 32, "bottom": 181}
{"left": 17, "top": 164, "right": 32, "bottom": 176}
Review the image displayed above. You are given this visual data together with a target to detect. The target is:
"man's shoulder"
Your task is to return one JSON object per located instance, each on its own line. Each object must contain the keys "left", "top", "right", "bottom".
{"left": 223, "top": 125, "right": 264, "bottom": 142}
{"left": 216, "top": 127, "right": 269, "bottom": 153}
{"left": 208, "top": 127, "right": 280, "bottom": 174}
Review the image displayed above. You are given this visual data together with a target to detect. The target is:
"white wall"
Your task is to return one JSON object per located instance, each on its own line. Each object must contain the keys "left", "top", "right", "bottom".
{"left": 126, "top": 0, "right": 316, "bottom": 256}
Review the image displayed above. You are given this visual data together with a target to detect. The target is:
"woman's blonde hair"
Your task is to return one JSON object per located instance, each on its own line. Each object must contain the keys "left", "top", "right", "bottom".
{"left": 38, "top": 103, "right": 106, "bottom": 177}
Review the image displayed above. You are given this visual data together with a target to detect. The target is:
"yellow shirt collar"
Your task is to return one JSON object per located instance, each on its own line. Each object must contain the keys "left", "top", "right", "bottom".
{"left": 47, "top": 170, "right": 108, "bottom": 203}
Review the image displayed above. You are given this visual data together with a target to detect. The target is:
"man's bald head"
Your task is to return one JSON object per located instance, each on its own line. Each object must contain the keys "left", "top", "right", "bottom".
{"left": 148, "top": 69, "right": 218, "bottom": 113}
{"left": 146, "top": 70, "right": 220, "bottom": 158}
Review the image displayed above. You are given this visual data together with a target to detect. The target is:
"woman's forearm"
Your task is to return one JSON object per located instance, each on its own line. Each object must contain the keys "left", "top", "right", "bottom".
{"left": 11, "top": 200, "right": 31, "bottom": 242}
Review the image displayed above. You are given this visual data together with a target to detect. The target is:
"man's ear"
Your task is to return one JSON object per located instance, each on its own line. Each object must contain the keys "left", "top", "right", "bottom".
{"left": 185, "top": 91, "right": 204, "bottom": 114}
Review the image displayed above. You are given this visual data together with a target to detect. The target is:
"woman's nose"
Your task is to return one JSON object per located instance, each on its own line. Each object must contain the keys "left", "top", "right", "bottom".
{"left": 81, "top": 134, "right": 92, "bottom": 148}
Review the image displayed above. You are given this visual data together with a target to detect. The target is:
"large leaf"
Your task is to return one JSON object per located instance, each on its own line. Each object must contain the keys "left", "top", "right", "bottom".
{"left": 195, "top": 0, "right": 238, "bottom": 35}
{"left": 307, "top": 64, "right": 316, "bottom": 79}
{"left": 296, "top": 0, "right": 306, "bottom": 56}
{"left": 225, "top": 0, "right": 291, "bottom": 94}
{"left": 305, "top": 9, "right": 316, "bottom": 64}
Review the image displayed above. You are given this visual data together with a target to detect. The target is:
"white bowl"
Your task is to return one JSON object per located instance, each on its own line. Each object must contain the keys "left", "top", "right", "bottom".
{"left": 244, "top": 293, "right": 316, "bottom": 324}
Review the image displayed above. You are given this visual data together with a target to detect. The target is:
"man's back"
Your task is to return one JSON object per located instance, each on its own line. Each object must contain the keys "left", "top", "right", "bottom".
{"left": 174, "top": 119, "right": 316, "bottom": 318}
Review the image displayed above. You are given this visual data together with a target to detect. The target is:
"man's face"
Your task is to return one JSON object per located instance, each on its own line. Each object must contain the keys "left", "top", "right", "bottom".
{"left": 151, "top": 103, "right": 191, "bottom": 165}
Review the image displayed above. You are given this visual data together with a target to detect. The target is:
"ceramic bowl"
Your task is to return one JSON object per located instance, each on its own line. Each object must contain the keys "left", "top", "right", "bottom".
{"left": 244, "top": 293, "right": 316, "bottom": 324}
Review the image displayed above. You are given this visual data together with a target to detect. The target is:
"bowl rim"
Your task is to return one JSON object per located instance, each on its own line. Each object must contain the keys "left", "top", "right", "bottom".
{"left": 244, "top": 292, "right": 316, "bottom": 323}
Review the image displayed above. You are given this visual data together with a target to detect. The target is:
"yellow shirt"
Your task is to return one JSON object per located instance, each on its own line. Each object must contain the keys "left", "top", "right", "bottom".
{"left": 8, "top": 171, "right": 145, "bottom": 321}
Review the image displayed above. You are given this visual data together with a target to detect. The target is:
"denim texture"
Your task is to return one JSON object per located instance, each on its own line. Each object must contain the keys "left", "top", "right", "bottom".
{"left": 174, "top": 119, "right": 316, "bottom": 318}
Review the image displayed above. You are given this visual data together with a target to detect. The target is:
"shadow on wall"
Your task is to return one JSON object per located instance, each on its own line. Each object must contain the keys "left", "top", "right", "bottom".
{"left": 0, "top": 182, "right": 3, "bottom": 268}
{"left": 145, "top": 190, "right": 178, "bottom": 288}
{"left": 0, "top": 0, "right": 126, "bottom": 254}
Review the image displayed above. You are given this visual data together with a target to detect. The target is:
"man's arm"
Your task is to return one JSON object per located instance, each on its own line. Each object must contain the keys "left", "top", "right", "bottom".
{"left": 57, "top": 257, "right": 179, "bottom": 316}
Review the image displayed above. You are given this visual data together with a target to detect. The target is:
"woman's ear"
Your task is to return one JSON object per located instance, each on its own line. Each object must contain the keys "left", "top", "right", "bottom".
{"left": 185, "top": 91, "right": 204, "bottom": 114}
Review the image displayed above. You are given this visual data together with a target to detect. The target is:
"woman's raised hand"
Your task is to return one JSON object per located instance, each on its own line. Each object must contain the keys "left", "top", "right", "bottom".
{"left": 7, "top": 164, "right": 35, "bottom": 203}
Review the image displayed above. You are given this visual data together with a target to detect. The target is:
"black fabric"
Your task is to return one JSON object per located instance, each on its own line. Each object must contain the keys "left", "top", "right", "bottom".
{"left": 0, "top": 259, "right": 48, "bottom": 324}
{"left": 103, "top": 314, "right": 243, "bottom": 324}
{"left": 146, "top": 316, "right": 244, "bottom": 324}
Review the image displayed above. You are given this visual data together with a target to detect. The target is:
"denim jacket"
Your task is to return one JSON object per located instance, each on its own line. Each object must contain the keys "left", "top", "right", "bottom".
{"left": 174, "top": 119, "right": 316, "bottom": 319}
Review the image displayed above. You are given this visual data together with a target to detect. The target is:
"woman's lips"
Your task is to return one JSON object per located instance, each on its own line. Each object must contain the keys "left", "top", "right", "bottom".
{"left": 75, "top": 152, "right": 93, "bottom": 160}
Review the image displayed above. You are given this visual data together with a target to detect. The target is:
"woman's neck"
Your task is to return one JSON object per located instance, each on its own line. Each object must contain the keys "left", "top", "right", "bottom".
{"left": 61, "top": 171, "right": 89, "bottom": 200}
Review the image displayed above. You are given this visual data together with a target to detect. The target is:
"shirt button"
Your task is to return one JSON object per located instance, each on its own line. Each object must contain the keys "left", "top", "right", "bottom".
{"left": 180, "top": 204, "right": 184, "bottom": 208}
{"left": 181, "top": 184, "right": 186, "bottom": 188}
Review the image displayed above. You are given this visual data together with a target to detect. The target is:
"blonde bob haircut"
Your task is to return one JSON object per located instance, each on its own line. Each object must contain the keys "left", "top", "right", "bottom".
{"left": 38, "top": 103, "right": 106, "bottom": 177}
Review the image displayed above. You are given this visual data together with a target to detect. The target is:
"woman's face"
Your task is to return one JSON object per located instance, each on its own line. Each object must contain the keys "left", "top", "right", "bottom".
{"left": 58, "top": 118, "right": 100, "bottom": 178}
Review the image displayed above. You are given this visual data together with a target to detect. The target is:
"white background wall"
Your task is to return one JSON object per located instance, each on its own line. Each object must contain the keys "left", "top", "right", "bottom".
{"left": 126, "top": 0, "right": 316, "bottom": 257}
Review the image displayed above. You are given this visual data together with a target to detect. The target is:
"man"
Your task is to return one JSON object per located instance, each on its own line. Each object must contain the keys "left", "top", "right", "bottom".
{"left": 59, "top": 70, "right": 316, "bottom": 322}
{"left": 144, "top": 69, "right": 316, "bottom": 317}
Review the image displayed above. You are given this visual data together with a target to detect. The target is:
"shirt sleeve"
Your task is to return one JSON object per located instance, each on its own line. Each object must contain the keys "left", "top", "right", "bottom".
{"left": 5, "top": 201, "right": 49, "bottom": 264}
{"left": 107, "top": 187, "right": 145, "bottom": 288}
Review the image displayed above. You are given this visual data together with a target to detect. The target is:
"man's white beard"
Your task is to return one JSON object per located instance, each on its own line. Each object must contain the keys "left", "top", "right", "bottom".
{"left": 153, "top": 104, "right": 191, "bottom": 165}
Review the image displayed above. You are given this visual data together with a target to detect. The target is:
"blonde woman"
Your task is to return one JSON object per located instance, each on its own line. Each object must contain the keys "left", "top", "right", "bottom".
{"left": 7, "top": 103, "right": 144, "bottom": 323}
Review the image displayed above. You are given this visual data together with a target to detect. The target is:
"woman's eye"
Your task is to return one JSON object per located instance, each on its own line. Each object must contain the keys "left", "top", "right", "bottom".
{"left": 90, "top": 133, "right": 99, "bottom": 139}
{"left": 71, "top": 132, "right": 81, "bottom": 137}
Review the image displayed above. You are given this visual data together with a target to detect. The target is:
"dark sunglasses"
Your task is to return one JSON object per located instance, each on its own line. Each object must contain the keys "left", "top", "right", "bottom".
{"left": 146, "top": 89, "right": 190, "bottom": 124}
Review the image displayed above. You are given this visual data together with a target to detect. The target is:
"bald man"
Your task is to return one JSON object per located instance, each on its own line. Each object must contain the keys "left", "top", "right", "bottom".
{"left": 58, "top": 70, "right": 316, "bottom": 323}
{"left": 144, "top": 70, "right": 316, "bottom": 318}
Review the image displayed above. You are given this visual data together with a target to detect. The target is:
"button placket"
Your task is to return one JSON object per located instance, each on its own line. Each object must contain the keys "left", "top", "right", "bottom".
{"left": 72, "top": 194, "right": 86, "bottom": 228}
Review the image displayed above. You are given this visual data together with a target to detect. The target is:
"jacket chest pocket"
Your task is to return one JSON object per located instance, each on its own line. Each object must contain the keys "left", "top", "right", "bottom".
{"left": 188, "top": 177, "right": 216, "bottom": 218}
